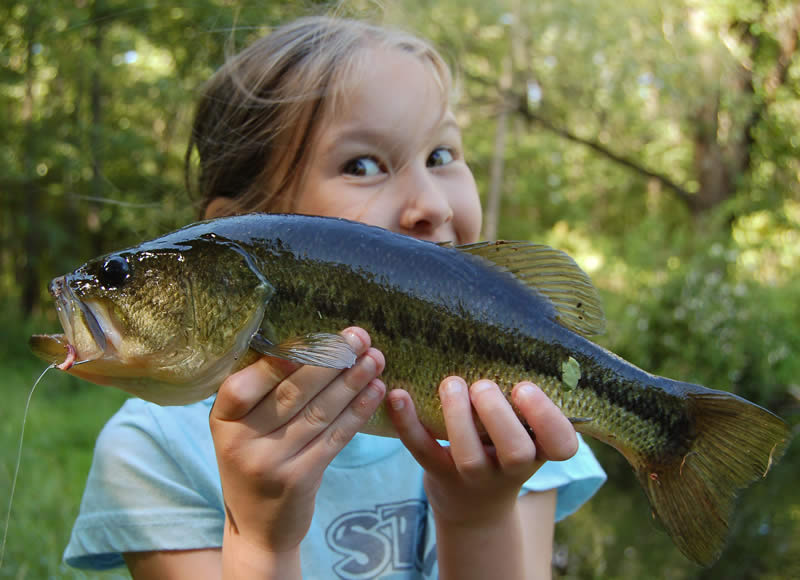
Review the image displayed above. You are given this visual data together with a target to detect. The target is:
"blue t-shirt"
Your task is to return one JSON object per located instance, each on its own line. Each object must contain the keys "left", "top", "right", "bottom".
{"left": 64, "top": 396, "right": 606, "bottom": 578}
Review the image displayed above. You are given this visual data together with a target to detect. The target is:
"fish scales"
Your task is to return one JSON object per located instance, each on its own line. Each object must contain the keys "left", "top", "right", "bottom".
{"left": 30, "top": 213, "right": 791, "bottom": 566}
{"left": 228, "top": 216, "right": 692, "bottom": 456}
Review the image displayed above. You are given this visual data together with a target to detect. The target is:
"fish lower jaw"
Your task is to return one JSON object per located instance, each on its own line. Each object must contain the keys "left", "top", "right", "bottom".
{"left": 94, "top": 374, "right": 220, "bottom": 406}
{"left": 64, "top": 329, "right": 107, "bottom": 363}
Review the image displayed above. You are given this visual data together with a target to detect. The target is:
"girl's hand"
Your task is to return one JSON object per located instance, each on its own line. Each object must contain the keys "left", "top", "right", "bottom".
{"left": 209, "top": 327, "right": 386, "bottom": 560}
{"left": 386, "top": 378, "right": 577, "bottom": 527}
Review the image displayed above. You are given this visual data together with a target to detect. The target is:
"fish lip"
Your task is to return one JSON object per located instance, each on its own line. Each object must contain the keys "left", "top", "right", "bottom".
{"left": 50, "top": 276, "right": 108, "bottom": 354}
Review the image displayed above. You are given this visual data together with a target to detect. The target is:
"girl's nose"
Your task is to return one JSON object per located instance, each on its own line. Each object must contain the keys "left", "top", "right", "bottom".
{"left": 398, "top": 166, "right": 453, "bottom": 238}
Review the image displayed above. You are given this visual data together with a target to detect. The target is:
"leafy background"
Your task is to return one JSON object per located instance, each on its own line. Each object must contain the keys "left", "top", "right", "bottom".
{"left": 1, "top": 0, "right": 798, "bottom": 578}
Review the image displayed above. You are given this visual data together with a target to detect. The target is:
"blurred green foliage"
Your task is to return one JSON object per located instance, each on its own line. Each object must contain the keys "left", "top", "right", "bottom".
{"left": 0, "top": 307, "right": 133, "bottom": 579}
{"left": 1, "top": 0, "right": 797, "bottom": 578}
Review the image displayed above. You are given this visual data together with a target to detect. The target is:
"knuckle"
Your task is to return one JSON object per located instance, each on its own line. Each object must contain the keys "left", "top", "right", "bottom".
{"left": 500, "top": 444, "right": 538, "bottom": 473}
{"left": 341, "top": 357, "right": 378, "bottom": 394}
{"left": 239, "top": 455, "right": 269, "bottom": 480}
{"left": 214, "top": 362, "right": 280, "bottom": 421}
{"left": 212, "top": 436, "right": 239, "bottom": 461}
{"left": 326, "top": 424, "right": 355, "bottom": 449}
{"left": 219, "top": 372, "right": 240, "bottom": 391}
{"left": 218, "top": 375, "right": 254, "bottom": 412}
{"left": 302, "top": 402, "right": 332, "bottom": 428}
{"left": 227, "top": 447, "right": 273, "bottom": 480}
{"left": 324, "top": 385, "right": 383, "bottom": 449}
{"left": 340, "top": 373, "right": 368, "bottom": 397}
{"left": 220, "top": 396, "right": 251, "bottom": 421}
{"left": 274, "top": 380, "right": 305, "bottom": 411}
{"left": 273, "top": 462, "right": 304, "bottom": 490}
{"left": 350, "top": 385, "right": 382, "bottom": 420}
{"left": 455, "top": 456, "right": 488, "bottom": 480}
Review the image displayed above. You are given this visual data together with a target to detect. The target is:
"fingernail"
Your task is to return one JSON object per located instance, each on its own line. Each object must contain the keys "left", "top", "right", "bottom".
{"left": 470, "top": 380, "right": 494, "bottom": 395}
{"left": 389, "top": 395, "right": 405, "bottom": 411}
{"left": 343, "top": 328, "right": 366, "bottom": 351}
{"left": 360, "top": 354, "right": 377, "bottom": 374}
{"left": 442, "top": 377, "right": 465, "bottom": 396}
{"left": 515, "top": 382, "right": 536, "bottom": 400}
{"left": 365, "top": 379, "right": 384, "bottom": 400}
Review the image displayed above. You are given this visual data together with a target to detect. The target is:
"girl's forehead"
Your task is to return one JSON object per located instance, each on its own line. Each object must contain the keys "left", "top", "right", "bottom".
{"left": 328, "top": 46, "right": 450, "bottom": 117}
{"left": 319, "top": 53, "right": 448, "bottom": 148}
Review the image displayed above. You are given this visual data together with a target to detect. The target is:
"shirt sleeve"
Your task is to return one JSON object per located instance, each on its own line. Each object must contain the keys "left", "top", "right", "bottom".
{"left": 63, "top": 398, "right": 224, "bottom": 570}
{"left": 520, "top": 434, "right": 607, "bottom": 521}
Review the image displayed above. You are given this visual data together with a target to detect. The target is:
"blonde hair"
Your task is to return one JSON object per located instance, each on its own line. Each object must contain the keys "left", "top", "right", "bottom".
{"left": 186, "top": 16, "right": 453, "bottom": 217}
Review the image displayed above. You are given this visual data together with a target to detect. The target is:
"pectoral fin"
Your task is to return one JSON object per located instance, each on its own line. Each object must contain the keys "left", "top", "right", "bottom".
{"left": 250, "top": 332, "right": 357, "bottom": 369}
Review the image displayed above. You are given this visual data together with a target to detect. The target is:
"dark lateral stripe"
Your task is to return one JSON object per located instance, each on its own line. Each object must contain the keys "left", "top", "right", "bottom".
{"left": 262, "top": 253, "right": 691, "bottom": 452}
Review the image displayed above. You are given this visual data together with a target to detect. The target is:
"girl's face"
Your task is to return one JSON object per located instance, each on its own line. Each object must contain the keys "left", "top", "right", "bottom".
{"left": 295, "top": 48, "right": 483, "bottom": 245}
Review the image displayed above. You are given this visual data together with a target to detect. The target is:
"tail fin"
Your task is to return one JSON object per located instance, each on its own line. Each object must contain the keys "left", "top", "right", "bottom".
{"left": 634, "top": 391, "right": 790, "bottom": 566}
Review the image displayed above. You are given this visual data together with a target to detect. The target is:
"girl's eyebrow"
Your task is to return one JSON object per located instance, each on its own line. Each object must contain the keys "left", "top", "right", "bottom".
{"left": 330, "top": 116, "right": 461, "bottom": 145}
{"left": 328, "top": 126, "right": 392, "bottom": 145}
{"left": 321, "top": 114, "right": 462, "bottom": 158}
{"left": 318, "top": 127, "right": 393, "bottom": 159}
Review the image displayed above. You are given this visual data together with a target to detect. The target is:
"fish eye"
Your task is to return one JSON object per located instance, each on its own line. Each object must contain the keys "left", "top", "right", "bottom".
{"left": 98, "top": 255, "right": 131, "bottom": 288}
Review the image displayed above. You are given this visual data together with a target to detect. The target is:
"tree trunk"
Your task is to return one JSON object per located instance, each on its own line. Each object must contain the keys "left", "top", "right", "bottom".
{"left": 690, "top": 93, "right": 734, "bottom": 215}
{"left": 484, "top": 5, "right": 519, "bottom": 241}
{"left": 88, "top": 0, "right": 108, "bottom": 256}
{"left": 21, "top": 6, "right": 39, "bottom": 317}
{"left": 485, "top": 91, "right": 508, "bottom": 241}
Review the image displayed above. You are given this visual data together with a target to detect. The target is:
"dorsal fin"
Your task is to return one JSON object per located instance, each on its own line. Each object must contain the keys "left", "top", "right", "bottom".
{"left": 456, "top": 241, "right": 606, "bottom": 337}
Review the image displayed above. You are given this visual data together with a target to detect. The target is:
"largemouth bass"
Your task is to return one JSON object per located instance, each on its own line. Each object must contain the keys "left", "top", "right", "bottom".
{"left": 30, "top": 213, "right": 789, "bottom": 566}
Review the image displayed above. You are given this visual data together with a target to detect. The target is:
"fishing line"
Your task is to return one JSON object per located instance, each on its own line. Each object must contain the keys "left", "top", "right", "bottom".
{"left": 0, "top": 363, "right": 54, "bottom": 570}
{"left": 0, "top": 345, "right": 79, "bottom": 570}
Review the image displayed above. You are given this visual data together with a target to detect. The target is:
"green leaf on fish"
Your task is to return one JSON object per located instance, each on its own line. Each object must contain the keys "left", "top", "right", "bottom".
{"left": 561, "top": 356, "right": 581, "bottom": 390}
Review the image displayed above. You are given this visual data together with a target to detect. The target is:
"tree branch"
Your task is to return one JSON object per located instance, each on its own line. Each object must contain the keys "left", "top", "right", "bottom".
{"left": 514, "top": 98, "right": 695, "bottom": 209}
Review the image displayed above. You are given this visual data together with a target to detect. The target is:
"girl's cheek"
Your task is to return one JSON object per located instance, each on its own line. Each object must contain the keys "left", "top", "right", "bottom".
{"left": 454, "top": 187, "right": 483, "bottom": 243}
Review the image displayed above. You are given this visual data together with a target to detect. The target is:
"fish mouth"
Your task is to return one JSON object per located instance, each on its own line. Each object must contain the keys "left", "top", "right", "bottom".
{"left": 29, "top": 333, "right": 73, "bottom": 365}
{"left": 48, "top": 276, "right": 108, "bottom": 361}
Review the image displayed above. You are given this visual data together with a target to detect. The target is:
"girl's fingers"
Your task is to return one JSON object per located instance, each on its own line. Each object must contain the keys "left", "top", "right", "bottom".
{"left": 469, "top": 381, "right": 539, "bottom": 477}
{"left": 231, "top": 328, "right": 371, "bottom": 431}
{"left": 300, "top": 378, "right": 387, "bottom": 466}
{"left": 281, "top": 347, "right": 386, "bottom": 444}
{"left": 512, "top": 382, "right": 578, "bottom": 461}
{"left": 439, "top": 377, "right": 491, "bottom": 479}
{"left": 386, "top": 389, "right": 452, "bottom": 476}
{"left": 212, "top": 356, "right": 300, "bottom": 422}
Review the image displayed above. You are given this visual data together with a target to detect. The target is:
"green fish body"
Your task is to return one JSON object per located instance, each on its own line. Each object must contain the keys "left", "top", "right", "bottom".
{"left": 30, "top": 213, "right": 790, "bottom": 566}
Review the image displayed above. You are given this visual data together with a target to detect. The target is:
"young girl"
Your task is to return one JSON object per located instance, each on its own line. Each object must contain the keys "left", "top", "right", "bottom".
{"left": 64, "top": 17, "right": 605, "bottom": 579}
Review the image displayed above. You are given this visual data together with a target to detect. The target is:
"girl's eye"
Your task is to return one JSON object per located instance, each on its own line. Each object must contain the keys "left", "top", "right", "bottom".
{"left": 427, "top": 147, "right": 455, "bottom": 168}
{"left": 342, "top": 156, "right": 382, "bottom": 177}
